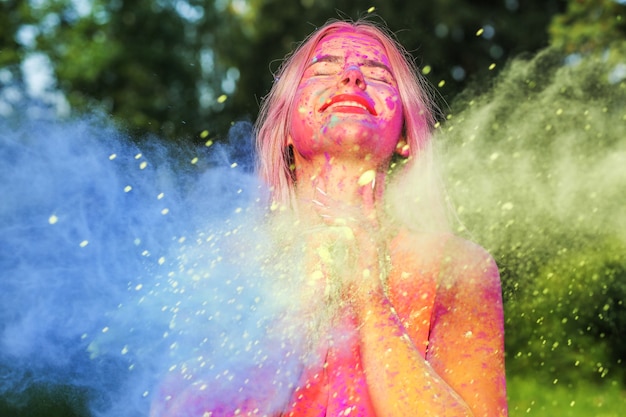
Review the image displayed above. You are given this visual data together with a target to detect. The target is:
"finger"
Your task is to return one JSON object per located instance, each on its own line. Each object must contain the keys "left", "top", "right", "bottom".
{"left": 314, "top": 187, "right": 349, "bottom": 225}
{"left": 357, "top": 170, "right": 377, "bottom": 222}
{"left": 314, "top": 186, "right": 331, "bottom": 207}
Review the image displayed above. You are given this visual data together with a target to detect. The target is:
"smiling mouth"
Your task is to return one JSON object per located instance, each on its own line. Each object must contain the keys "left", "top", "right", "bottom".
{"left": 319, "top": 94, "right": 378, "bottom": 116}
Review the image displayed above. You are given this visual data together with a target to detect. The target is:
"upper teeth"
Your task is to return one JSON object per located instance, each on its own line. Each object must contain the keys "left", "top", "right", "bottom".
{"left": 329, "top": 101, "right": 367, "bottom": 111}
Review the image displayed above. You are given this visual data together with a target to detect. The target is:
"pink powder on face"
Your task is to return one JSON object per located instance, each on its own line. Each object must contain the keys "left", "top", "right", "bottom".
{"left": 385, "top": 96, "right": 398, "bottom": 111}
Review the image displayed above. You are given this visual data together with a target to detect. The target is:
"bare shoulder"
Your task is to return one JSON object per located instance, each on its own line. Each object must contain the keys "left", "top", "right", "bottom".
{"left": 438, "top": 234, "right": 501, "bottom": 292}
{"left": 390, "top": 229, "right": 500, "bottom": 290}
{"left": 422, "top": 235, "right": 508, "bottom": 417}
{"left": 393, "top": 232, "right": 508, "bottom": 416}
{"left": 388, "top": 228, "right": 450, "bottom": 270}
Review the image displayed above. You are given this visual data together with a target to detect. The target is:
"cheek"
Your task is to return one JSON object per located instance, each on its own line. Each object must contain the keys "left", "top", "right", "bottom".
{"left": 290, "top": 88, "right": 324, "bottom": 155}
{"left": 385, "top": 95, "right": 400, "bottom": 112}
{"left": 292, "top": 92, "right": 313, "bottom": 128}
{"left": 293, "top": 88, "right": 326, "bottom": 132}
{"left": 384, "top": 95, "right": 403, "bottom": 130}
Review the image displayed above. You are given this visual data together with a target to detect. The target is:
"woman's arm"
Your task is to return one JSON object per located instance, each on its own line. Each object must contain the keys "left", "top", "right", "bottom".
{"left": 354, "top": 236, "right": 507, "bottom": 417}
{"left": 426, "top": 237, "right": 508, "bottom": 416}
{"left": 355, "top": 291, "right": 474, "bottom": 416}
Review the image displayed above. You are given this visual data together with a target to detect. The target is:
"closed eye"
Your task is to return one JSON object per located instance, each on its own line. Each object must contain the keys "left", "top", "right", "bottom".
{"left": 363, "top": 67, "right": 395, "bottom": 85}
{"left": 305, "top": 56, "right": 396, "bottom": 84}
{"left": 308, "top": 61, "right": 341, "bottom": 77}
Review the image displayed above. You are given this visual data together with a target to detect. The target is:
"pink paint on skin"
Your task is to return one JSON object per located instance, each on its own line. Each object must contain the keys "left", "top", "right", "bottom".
{"left": 248, "top": 21, "right": 507, "bottom": 416}
{"left": 288, "top": 29, "right": 404, "bottom": 164}
{"left": 385, "top": 95, "right": 398, "bottom": 111}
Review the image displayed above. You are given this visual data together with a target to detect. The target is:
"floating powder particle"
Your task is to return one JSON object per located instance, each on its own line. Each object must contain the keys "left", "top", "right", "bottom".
{"left": 357, "top": 169, "right": 376, "bottom": 186}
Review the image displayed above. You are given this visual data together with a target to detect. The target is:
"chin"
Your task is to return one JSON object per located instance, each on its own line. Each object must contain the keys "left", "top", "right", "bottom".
{"left": 305, "top": 134, "right": 393, "bottom": 164}
{"left": 325, "top": 122, "right": 397, "bottom": 149}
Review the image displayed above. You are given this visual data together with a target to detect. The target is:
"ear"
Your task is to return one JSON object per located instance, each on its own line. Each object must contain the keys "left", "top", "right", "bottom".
{"left": 395, "top": 138, "right": 410, "bottom": 158}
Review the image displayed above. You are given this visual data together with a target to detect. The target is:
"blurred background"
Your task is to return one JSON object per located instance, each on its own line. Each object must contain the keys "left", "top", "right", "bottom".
{"left": 1, "top": 0, "right": 625, "bottom": 416}
{"left": 1, "top": 0, "right": 575, "bottom": 140}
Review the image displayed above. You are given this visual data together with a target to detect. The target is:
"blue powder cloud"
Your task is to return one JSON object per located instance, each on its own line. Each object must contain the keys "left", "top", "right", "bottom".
{"left": 0, "top": 113, "right": 301, "bottom": 416}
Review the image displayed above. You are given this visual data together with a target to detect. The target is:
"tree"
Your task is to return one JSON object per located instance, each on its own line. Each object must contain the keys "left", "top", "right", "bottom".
{"left": 1, "top": 0, "right": 568, "bottom": 141}
{"left": 550, "top": 0, "right": 626, "bottom": 52}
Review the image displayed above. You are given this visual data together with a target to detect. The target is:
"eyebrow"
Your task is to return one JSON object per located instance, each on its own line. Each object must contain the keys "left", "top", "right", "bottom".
{"left": 310, "top": 54, "right": 393, "bottom": 75}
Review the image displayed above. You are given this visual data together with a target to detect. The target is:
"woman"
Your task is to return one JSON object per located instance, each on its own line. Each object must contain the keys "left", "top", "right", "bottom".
{"left": 256, "top": 18, "right": 507, "bottom": 416}
{"left": 153, "top": 19, "right": 507, "bottom": 417}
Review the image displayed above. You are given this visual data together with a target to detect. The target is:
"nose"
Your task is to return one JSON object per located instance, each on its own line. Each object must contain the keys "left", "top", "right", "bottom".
{"left": 339, "top": 65, "right": 365, "bottom": 89}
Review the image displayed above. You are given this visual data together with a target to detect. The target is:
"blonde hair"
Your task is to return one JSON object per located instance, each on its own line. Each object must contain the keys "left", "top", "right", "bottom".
{"left": 255, "top": 19, "right": 449, "bottom": 231}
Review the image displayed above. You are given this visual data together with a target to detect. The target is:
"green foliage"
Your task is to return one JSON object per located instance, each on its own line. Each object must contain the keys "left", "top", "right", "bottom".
{"left": 0, "top": 1, "right": 22, "bottom": 68}
{"left": 0, "top": 0, "right": 566, "bottom": 140}
{"left": 506, "top": 238, "right": 626, "bottom": 384}
{"left": 507, "top": 376, "right": 625, "bottom": 416}
{"left": 0, "top": 383, "right": 89, "bottom": 417}
{"left": 550, "top": 0, "right": 626, "bottom": 52}
{"left": 30, "top": 0, "right": 204, "bottom": 139}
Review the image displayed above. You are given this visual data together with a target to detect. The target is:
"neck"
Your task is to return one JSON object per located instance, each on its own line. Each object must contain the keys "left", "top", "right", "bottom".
{"left": 292, "top": 152, "right": 389, "bottom": 222}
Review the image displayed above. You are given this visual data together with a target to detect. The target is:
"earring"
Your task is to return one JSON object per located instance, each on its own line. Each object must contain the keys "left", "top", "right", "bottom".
{"left": 395, "top": 141, "right": 410, "bottom": 158}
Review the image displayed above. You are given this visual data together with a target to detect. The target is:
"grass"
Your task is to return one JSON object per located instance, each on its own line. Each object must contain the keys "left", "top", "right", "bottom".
{"left": 507, "top": 376, "right": 626, "bottom": 417}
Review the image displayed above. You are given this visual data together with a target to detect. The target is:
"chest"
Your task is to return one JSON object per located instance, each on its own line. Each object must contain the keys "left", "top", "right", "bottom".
{"left": 282, "top": 246, "right": 441, "bottom": 416}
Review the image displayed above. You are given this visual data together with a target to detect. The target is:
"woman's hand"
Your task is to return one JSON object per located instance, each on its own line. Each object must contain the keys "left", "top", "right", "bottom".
{"left": 308, "top": 179, "right": 387, "bottom": 310}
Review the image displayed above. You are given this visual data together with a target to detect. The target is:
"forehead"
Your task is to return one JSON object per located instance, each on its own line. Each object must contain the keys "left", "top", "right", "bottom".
{"left": 311, "top": 29, "right": 390, "bottom": 64}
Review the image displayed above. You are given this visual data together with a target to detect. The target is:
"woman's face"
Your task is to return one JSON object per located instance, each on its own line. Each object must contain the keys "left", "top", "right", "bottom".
{"left": 289, "top": 29, "right": 404, "bottom": 165}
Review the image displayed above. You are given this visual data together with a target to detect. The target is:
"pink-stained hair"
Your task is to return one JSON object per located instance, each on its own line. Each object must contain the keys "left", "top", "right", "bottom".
{"left": 255, "top": 19, "right": 444, "bottom": 227}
